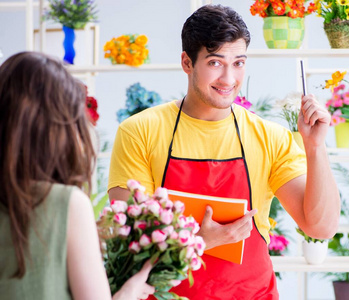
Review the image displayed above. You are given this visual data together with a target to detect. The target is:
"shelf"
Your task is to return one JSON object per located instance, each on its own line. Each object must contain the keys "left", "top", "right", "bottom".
{"left": 271, "top": 256, "right": 349, "bottom": 272}
{"left": 247, "top": 49, "right": 349, "bottom": 58}
{"left": 66, "top": 64, "right": 182, "bottom": 74}
{"left": 0, "top": 1, "right": 40, "bottom": 10}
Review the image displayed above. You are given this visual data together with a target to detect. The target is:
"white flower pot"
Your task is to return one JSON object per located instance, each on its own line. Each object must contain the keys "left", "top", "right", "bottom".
{"left": 302, "top": 240, "right": 328, "bottom": 265}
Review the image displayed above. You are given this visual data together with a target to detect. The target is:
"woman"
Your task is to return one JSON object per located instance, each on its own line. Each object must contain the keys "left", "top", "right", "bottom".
{"left": 0, "top": 51, "right": 154, "bottom": 300}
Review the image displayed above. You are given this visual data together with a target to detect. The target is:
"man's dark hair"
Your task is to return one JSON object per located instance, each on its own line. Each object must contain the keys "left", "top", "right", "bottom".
{"left": 181, "top": 4, "right": 251, "bottom": 66}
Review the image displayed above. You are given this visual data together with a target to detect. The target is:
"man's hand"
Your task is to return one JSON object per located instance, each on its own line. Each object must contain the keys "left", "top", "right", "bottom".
{"left": 198, "top": 206, "right": 257, "bottom": 250}
{"left": 112, "top": 260, "right": 155, "bottom": 300}
{"left": 297, "top": 94, "right": 331, "bottom": 148}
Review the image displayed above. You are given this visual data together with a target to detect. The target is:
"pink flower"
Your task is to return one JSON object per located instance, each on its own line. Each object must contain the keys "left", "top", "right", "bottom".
{"left": 134, "top": 220, "right": 147, "bottom": 231}
{"left": 333, "top": 84, "right": 346, "bottom": 93}
{"left": 153, "top": 187, "right": 168, "bottom": 199}
{"left": 269, "top": 234, "right": 289, "bottom": 252}
{"left": 185, "top": 216, "right": 200, "bottom": 234}
{"left": 169, "top": 231, "right": 179, "bottom": 240}
{"left": 173, "top": 201, "right": 185, "bottom": 213}
{"left": 101, "top": 207, "right": 112, "bottom": 216}
{"left": 118, "top": 225, "right": 131, "bottom": 237}
{"left": 178, "top": 229, "right": 193, "bottom": 246}
{"left": 110, "top": 200, "right": 127, "bottom": 213}
{"left": 331, "top": 115, "right": 346, "bottom": 126}
{"left": 194, "top": 236, "right": 206, "bottom": 256}
{"left": 113, "top": 213, "right": 127, "bottom": 225}
{"left": 139, "top": 234, "right": 152, "bottom": 247}
{"left": 127, "top": 179, "right": 145, "bottom": 192}
{"left": 177, "top": 215, "right": 187, "bottom": 228}
{"left": 159, "top": 198, "right": 173, "bottom": 209}
{"left": 185, "top": 246, "right": 195, "bottom": 259}
{"left": 157, "top": 241, "right": 168, "bottom": 252}
{"left": 169, "top": 280, "right": 182, "bottom": 287}
{"left": 151, "top": 229, "right": 167, "bottom": 243}
{"left": 234, "top": 95, "right": 252, "bottom": 110}
{"left": 145, "top": 199, "right": 160, "bottom": 216}
{"left": 127, "top": 205, "right": 142, "bottom": 217}
{"left": 159, "top": 208, "right": 174, "bottom": 225}
{"left": 163, "top": 225, "right": 174, "bottom": 236}
{"left": 134, "top": 190, "right": 148, "bottom": 203}
{"left": 190, "top": 255, "right": 202, "bottom": 271}
{"left": 129, "top": 241, "right": 141, "bottom": 253}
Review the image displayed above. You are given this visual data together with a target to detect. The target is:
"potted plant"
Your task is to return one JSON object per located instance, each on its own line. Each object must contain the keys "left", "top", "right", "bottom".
{"left": 296, "top": 227, "right": 328, "bottom": 264}
{"left": 322, "top": 71, "right": 349, "bottom": 148}
{"left": 325, "top": 233, "right": 349, "bottom": 300}
{"left": 44, "top": 0, "right": 98, "bottom": 64}
{"left": 250, "top": 0, "right": 316, "bottom": 49}
{"left": 314, "top": 0, "right": 349, "bottom": 48}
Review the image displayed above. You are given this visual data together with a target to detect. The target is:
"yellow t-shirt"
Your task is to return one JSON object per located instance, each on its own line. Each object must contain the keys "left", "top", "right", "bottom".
{"left": 108, "top": 101, "right": 307, "bottom": 242}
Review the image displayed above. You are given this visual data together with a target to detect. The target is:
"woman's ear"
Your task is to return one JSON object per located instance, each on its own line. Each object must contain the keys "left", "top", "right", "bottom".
{"left": 181, "top": 51, "right": 192, "bottom": 74}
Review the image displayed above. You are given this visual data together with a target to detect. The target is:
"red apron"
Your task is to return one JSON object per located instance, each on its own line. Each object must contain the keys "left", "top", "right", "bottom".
{"left": 155, "top": 100, "right": 278, "bottom": 299}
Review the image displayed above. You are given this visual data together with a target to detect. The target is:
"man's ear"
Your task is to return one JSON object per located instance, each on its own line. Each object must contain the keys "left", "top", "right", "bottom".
{"left": 181, "top": 51, "right": 192, "bottom": 74}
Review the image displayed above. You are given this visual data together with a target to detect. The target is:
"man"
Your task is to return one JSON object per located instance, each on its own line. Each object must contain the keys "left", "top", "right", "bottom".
{"left": 108, "top": 4, "right": 340, "bottom": 299}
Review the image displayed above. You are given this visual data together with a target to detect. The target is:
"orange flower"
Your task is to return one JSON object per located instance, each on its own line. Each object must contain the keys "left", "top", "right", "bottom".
{"left": 272, "top": 1, "right": 286, "bottom": 15}
{"left": 325, "top": 71, "right": 347, "bottom": 92}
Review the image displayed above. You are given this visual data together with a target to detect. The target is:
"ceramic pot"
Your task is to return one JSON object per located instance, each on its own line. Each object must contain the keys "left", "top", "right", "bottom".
{"left": 334, "top": 122, "right": 349, "bottom": 148}
{"left": 302, "top": 240, "right": 328, "bottom": 265}
{"left": 333, "top": 281, "right": 349, "bottom": 300}
{"left": 62, "top": 25, "right": 76, "bottom": 64}
{"left": 263, "top": 16, "right": 305, "bottom": 49}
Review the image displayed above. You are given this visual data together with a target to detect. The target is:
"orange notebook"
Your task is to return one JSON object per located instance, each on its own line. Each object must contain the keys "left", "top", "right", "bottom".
{"left": 168, "top": 190, "right": 247, "bottom": 264}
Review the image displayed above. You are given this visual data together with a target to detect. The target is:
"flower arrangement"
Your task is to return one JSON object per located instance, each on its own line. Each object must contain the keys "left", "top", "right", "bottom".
{"left": 250, "top": 0, "right": 316, "bottom": 18}
{"left": 314, "top": 0, "right": 349, "bottom": 23}
{"left": 44, "top": 0, "right": 98, "bottom": 29}
{"left": 323, "top": 71, "right": 349, "bottom": 126}
{"left": 85, "top": 86, "right": 99, "bottom": 126}
{"left": 275, "top": 92, "right": 302, "bottom": 131}
{"left": 234, "top": 95, "right": 253, "bottom": 110}
{"left": 104, "top": 34, "right": 149, "bottom": 67}
{"left": 116, "top": 82, "right": 163, "bottom": 123}
{"left": 97, "top": 180, "right": 206, "bottom": 300}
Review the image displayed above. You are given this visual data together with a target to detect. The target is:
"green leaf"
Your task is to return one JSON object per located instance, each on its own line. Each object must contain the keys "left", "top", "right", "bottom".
{"left": 91, "top": 192, "right": 109, "bottom": 220}
{"left": 151, "top": 251, "right": 160, "bottom": 265}
{"left": 134, "top": 251, "right": 150, "bottom": 262}
{"left": 188, "top": 269, "right": 194, "bottom": 287}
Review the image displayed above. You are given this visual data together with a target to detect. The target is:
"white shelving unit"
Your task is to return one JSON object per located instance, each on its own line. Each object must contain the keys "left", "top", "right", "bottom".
{"left": 2, "top": 1, "right": 349, "bottom": 299}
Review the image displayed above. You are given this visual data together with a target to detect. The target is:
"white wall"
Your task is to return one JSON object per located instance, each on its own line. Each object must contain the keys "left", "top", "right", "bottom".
{"left": 0, "top": 1, "right": 347, "bottom": 299}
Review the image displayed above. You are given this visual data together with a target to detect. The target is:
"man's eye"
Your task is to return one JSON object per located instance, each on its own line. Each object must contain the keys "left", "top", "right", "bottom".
{"left": 235, "top": 61, "right": 245, "bottom": 67}
{"left": 209, "top": 61, "right": 221, "bottom": 67}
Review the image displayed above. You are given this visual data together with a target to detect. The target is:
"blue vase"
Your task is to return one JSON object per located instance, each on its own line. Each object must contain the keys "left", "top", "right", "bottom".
{"left": 62, "top": 25, "right": 76, "bottom": 64}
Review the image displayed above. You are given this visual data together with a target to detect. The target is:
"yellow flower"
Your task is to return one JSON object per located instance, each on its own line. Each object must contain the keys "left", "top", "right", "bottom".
{"left": 337, "top": 0, "right": 349, "bottom": 5}
{"left": 135, "top": 35, "right": 148, "bottom": 47}
{"left": 269, "top": 217, "right": 277, "bottom": 231}
{"left": 346, "top": 8, "right": 349, "bottom": 19}
{"left": 325, "top": 71, "right": 347, "bottom": 92}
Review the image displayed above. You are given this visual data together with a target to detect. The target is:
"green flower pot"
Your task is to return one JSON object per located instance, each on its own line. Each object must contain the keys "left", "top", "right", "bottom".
{"left": 335, "top": 122, "right": 349, "bottom": 148}
{"left": 263, "top": 16, "right": 305, "bottom": 49}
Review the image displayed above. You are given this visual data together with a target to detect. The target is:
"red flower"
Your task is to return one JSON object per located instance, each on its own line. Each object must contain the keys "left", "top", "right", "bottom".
{"left": 272, "top": 1, "right": 286, "bottom": 15}
{"left": 85, "top": 86, "right": 99, "bottom": 126}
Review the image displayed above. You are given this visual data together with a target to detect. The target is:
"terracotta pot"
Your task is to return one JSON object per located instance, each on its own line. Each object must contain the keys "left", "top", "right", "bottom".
{"left": 333, "top": 281, "right": 349, "bottom": 300}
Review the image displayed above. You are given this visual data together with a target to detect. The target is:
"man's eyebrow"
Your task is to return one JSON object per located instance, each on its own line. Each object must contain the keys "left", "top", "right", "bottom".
{"left": 205, "top": 53, "right": 247, "bottom": 59}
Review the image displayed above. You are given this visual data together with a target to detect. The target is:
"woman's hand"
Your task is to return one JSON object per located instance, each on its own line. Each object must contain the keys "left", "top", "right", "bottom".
{"left": 112, "top": 260, "right": 155, "bottom": 300}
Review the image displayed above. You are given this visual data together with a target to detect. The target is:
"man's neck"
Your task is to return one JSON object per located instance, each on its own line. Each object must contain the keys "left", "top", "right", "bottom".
{"left": 175, "top": 98, "right": 232, "bottom": 121}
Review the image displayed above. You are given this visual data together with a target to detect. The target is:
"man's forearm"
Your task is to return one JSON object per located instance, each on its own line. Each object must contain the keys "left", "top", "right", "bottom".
{"left": 303, "top": 144, "right": 340, "bottom": 239}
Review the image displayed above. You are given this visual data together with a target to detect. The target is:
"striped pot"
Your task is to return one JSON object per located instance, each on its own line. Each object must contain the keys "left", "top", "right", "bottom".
{"left": 263, "top": 16, "right": 305, "bottom": 49}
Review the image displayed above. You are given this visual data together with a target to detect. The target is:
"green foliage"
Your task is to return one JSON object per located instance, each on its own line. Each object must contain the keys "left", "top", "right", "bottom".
{"left": 317, "top": 0, "right": 349, "bottom": 23}
{"left": 295, "top": 227, "right": 326, "bottom": 243}
{"left": 44, "top": 0, "right": 98, "bottom": 29}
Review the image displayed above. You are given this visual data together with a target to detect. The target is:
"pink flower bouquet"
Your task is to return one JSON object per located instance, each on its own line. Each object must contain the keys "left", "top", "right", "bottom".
{"left": 97, "top": 180, "right": 206, "bottom": 300}
{"left": 268, "top": 233, "right": 289, "bottom": 256}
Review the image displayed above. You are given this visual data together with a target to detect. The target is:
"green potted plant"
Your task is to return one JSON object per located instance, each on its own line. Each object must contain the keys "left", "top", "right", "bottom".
{"left": 296, "top": 227, "right": 328, "bottom": 265}
{"left": 314, "top": 0, "right": 349, "bottom": 48}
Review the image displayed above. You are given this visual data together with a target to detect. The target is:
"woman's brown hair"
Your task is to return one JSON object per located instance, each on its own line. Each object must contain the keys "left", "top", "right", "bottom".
{"left": 0, "top": 51, "right": 96, "bottom": 278}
